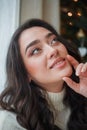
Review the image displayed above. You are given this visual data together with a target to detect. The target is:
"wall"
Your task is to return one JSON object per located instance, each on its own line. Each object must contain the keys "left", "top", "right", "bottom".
{"left": 0, "top": 0, "right": 20, "bottom": 92}
{"left": 20, "top": 0, "right": 60, "bottom": 33}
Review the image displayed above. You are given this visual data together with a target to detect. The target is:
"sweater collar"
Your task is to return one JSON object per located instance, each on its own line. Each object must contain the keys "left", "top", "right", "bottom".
{"left": 46, "top": 88, "right": 66, "bottom": 111}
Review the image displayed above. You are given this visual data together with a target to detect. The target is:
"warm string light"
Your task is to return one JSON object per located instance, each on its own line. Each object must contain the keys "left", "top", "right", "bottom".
{"left": 67, "top": 11, "right": 81, "bottom": 17}
{"left": 67, "top": 9, "right": 81, "bottom": 26}
{"left": 77, "top": 29, "right": 87, "bottom": 57}
{"left": 67, "top": 10, "right": 82, "bottom": 17}
{"left": 77, "top": 12, "right": 81, "bottom": 16}
{"left": 67, "top": 12, "right": 73, "bottom": 17}
{"left": 69, "top": 22, "right": 73, "bottom": 26}
{"left": 73, "top": 0, "right": 78, "bottom": 2}
{"left": 77, "top": 29, "right": 85, "bottom": 38}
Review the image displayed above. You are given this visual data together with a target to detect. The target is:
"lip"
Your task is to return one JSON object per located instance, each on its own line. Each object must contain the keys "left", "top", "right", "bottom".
{"left": 49, "top": 57, "right": 66, "bottom": 69}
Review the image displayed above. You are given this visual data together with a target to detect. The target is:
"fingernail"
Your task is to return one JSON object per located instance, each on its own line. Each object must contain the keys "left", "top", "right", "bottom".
{"left": 76, "top": 72, "right": 79, "bottom": 76}
{"left": 81, "top": 67, "right": 86, "bottom": 73}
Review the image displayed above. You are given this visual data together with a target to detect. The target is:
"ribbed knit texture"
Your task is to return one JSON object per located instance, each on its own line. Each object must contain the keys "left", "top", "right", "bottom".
{"left": 46, "top": 88, "right": 71, "bottom": 130}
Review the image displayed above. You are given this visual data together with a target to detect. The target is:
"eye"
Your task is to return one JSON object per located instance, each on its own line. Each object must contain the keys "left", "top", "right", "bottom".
{"left": 30, "top": 48, "right": 41, "bottom": 55}
{"left": 50, "top": 37, "right": 59, "bottom": 46}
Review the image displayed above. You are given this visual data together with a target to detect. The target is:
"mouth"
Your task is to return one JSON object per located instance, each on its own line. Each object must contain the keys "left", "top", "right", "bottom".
{"left": 49, "top": 57, "right": 66, "bottom": 69}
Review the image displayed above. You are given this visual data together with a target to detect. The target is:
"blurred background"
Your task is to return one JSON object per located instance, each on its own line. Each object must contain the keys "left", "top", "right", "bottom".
{"left": 0, "top": 0, "right": 87, "bottom": 92}
{"left": 60, "top": 0, "right": 87, "bottom": 62}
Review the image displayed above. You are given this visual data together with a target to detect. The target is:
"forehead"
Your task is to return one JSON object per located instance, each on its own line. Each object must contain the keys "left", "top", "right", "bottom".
{"left": 19, "top": 27, "right": 52, "bottom": 43}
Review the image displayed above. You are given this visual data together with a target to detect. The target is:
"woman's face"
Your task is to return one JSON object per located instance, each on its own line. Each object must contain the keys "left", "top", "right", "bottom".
{"left": 19, "top": 27, "right": 72, "bottom": 92}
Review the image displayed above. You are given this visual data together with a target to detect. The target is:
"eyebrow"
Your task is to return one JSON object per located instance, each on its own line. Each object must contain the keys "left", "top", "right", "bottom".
{"left": 25, "top": 32, "right": 54, "bottom": 54}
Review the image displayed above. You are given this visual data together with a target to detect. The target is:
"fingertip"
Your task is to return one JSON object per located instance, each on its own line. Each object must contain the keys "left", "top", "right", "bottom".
{"left": 66, "top": 54, "right": 70, "bottom": 58}
{"left": 66, "top": 54, "right": 72, "bottom": 60}
{"left": 62, "top": 77, "right": 68, "bottom": 81}
{"left": 81, "top": 67, "right": 86, "bottom": 73}
{"left": 67, "top": 54, "right": 73, "bottom": 58}
{"left": 75, "top": 72, "right": 79, "bottom": 76}
{"left": 62, "top": 78, "right": 65, "bottom": 81}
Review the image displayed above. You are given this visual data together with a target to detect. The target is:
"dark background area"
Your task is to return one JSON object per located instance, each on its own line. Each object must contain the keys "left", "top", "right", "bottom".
{"left": 60, "top": 0, "right": 87, "bottom": 62}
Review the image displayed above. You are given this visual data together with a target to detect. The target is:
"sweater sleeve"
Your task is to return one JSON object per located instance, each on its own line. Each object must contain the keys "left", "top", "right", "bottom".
{"left": 0, "top": 110, "right": 26, "bottom": 130}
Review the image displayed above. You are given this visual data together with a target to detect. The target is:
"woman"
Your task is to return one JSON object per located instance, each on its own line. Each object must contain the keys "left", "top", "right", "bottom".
{"left": 0, "top": 18, "right": 87, "bottom": 130}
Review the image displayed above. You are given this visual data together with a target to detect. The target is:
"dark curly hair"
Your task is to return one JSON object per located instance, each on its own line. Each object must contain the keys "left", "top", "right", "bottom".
{"left": 0, "top": 19, "right": 87, "bottom": 130}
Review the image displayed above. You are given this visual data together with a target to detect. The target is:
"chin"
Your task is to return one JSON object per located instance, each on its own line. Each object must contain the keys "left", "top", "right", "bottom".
{"left": 65, "top": 68, "right": 73, "bottom": 77}
{"left": 62, "top": 67, "right": 73, "bottom": 78}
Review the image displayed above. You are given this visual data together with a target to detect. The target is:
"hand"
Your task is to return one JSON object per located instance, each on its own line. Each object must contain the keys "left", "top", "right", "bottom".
{"left": 63, "top": 55, "right": 87, "bottom": 98}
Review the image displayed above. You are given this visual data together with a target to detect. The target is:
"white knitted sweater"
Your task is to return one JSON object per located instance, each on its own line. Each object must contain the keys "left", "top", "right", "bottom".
{"left": 46, "top": 89, "right": 71, "bottom": 130}
{"left": 0, "top": 110, "right": 26, "bottom": 130}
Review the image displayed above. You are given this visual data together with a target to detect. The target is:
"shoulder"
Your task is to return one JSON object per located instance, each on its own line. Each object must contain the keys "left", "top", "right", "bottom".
{"left": 0, "top": 110, "right": 26, "bottom": 130}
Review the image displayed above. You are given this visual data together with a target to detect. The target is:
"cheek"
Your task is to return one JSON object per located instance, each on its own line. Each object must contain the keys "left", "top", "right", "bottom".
{"left": 25, "top": 62, "right": 39, "bottom": 75}
{"left": 24, "top": 57, "right": 45, "bottom": 77}
{"left": 61, "top": 45, "right": 68, "bottom": 55}
{"left": 58, "top": 44, "right": 68, "bottom": 55}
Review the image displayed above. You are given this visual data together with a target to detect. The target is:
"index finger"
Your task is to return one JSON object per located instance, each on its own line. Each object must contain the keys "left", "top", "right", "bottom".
{"left": 66, "top": 54, "right": 79, "bottom": 69}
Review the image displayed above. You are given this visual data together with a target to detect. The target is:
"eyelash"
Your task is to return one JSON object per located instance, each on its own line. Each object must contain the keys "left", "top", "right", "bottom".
{"left": 30, "top": 48, "right": 41, "bottom": 56}
{"left": 50, "top": 37, "right": 59, "bottom": 46}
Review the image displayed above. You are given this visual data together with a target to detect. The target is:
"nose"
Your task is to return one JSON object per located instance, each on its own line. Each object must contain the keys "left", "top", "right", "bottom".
{"left": 47, "top": 46, "right": 58, "bottom": 59}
